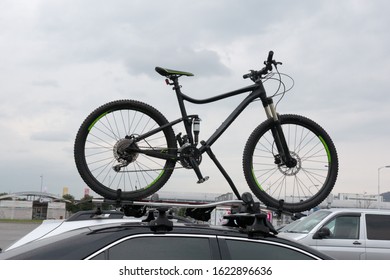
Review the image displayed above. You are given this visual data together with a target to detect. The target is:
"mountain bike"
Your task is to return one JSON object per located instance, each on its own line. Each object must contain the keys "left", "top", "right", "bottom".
{"left": 74, "top": 51, "right": 338, "bottom": 213}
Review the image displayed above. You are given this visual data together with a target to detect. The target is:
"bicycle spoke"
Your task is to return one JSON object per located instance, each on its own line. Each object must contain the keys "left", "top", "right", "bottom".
{"left": 250, "top": 121, "right": 331, "bottom": 204}
{"left": 82, "top": 107, "right": 172, "bottom": 193}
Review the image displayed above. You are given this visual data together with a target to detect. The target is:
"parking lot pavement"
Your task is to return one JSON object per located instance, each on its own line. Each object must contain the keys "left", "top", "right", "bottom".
{"left": 0, "top": 222, "right": 41, "bottom": 251}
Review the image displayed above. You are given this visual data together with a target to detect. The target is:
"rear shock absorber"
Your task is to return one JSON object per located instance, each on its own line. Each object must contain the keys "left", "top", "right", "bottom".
{"left": 193, "top": 117, "right": 201, "bottom": 146}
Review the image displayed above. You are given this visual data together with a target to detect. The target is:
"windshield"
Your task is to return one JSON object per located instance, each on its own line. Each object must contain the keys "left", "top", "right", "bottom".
{"left": 278, "top": 217, "right": 306, "bottom": 232}
{"left": 284, "top": 211, "right": 331, "bottom": 233}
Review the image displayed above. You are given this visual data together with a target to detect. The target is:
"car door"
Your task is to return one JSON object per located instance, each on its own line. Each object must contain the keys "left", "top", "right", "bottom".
{"left": 314, "top": 213, "right": 366, "bottom": 260}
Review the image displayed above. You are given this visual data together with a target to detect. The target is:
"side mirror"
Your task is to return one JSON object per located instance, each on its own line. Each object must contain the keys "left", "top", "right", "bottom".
{"left": 313, "top": 227, "right": 331, "bottom": 239}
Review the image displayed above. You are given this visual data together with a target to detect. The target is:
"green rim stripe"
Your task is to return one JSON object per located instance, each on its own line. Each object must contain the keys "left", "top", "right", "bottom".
{"left": 252, "top": 168, "right": 264, "bottom": 191}
{"left": 88, "top": 112, "right": 108, "bottom": 131}
{"left": 146, "top": 170, "right": 165, "bottom": 189}
{"left": 318, "top": 135, "right": 331, "bottom": 163}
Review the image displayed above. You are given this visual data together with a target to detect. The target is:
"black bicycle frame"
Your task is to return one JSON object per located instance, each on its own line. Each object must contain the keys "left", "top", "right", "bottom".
{"left": 134, "top": 76, "right": 293, "bottom": 158}
{"left": 133, "top": 80, "right": 265, "bottom": 156}
{"left": 131, "top": 76, "right": 294, "bottom": 199}
{"left": 182, "top": 87, "right": 265, "bottom": 151}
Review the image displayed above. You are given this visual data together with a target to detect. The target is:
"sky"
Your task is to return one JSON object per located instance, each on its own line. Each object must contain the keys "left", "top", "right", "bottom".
{"left": 1, "top": 0, "right": 390, "bottom": 199}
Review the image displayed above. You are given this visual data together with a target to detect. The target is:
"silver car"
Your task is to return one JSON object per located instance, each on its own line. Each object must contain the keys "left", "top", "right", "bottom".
{"left": 278, "top": 208, "right": 390, "bottom": 260}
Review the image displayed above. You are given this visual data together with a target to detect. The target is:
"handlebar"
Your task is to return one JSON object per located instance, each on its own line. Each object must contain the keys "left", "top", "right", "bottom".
{"left": 242, "top": 72, "right": 252, "bottom": 80}
{"left": 243, "top": 50, "right": 281, "bottom": 81}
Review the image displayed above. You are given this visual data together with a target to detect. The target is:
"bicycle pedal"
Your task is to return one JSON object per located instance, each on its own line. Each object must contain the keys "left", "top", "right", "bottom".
{"left": 197, "top": 176, "right": 209, "bottom": 184}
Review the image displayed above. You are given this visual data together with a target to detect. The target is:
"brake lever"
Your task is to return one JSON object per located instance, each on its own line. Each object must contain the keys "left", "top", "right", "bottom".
{"left": 273, "top": 61, "right": 283, "bottom": 69}
{"left": 243, "top": 59, "right": 282, "bottom": 81}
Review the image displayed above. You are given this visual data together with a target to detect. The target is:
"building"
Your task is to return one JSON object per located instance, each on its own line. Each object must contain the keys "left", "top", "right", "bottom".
{"left": 0, "top": 192, "right": 67, "bottom": 220}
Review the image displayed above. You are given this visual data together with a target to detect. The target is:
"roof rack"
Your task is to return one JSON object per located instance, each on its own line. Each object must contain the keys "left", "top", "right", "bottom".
{"left": 91, "top": 191, "right": 278, "bottom": 236}
{"left": 67, "top": 210, "right": 125, "bottom": 221}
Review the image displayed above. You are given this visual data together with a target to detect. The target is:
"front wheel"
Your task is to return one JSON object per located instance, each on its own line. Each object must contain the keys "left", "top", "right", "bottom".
{"left": 243, "top": 114, "right": 338, "bottom": 213}
{"left": 74, "top": 100, "right": 177, "bottom": 201}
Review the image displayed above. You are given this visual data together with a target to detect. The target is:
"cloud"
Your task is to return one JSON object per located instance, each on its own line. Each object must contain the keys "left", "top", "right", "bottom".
{"left": 30, "top": 130, "right": 72, "bottom": 142}
{"left": 31, "top": 80, "right": 60, "bottom": 88}
{"left": 0, "top": 0, "right": 390, "bottom": 199}
{"left": 124, "top": 47, "right": 231, "bottom": 77}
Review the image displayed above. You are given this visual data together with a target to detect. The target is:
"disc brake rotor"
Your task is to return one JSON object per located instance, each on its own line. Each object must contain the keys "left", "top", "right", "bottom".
{"left": 278, "top": 151, "right": 301, "bottom": 176}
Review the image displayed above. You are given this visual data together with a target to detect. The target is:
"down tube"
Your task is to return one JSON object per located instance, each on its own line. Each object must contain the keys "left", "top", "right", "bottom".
{"left": 199, "top": 90, "right": 261, "bottom": 153}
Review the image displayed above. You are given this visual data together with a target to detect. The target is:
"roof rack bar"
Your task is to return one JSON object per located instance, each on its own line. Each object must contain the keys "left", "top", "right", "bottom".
{"left": 92, "top": 198, "right": 247, "bottom": 209}
{"left": 90, "top": 197, "right": 299, "bottom": 217}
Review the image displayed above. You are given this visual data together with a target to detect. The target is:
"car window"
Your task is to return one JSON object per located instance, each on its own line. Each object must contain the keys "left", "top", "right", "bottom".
{"left": 90, "top": 236, "right": 214, "bottom": 260}
{"left": 323, "top": 215, "right": 360, "bottom": 239}
{"left": 222, "top": 238, "right": 318, "bottom": 260}
{"left": 366, "top": 214, "right": 390, "bottom": 240}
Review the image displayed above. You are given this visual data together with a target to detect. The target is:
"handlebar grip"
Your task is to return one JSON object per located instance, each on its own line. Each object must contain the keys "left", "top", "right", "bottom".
{"left": 267, "top": 50, "right": 274, "bottom": 64}
{"left": 243, "top": 73, "right": 251, "bottom": 79}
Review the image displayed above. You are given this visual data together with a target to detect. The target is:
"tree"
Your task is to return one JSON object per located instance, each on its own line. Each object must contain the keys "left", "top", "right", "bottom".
{"left": 62, "top": 193, "right": 112, "bottom": 214}
{"left": 0, "top": 192, "right": 12, "bottom": 200}
{"left": 63, "top": 194, "right": 78, "bottom": 213}
{"left": 78, "top": 194, "right": 94, "bottom": 211}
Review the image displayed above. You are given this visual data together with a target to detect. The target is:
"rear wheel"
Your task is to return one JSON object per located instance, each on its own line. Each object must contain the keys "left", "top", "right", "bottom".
{"left": 74, "top": 100, "right": 177, "bottom": 200}
{"left": 243, "top": 114, "right": 338, "bottom": 213}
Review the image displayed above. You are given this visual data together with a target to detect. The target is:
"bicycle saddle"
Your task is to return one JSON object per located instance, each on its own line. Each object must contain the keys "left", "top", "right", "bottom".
{"left": 155, "top": 66, "right": 194, "bottom": 77}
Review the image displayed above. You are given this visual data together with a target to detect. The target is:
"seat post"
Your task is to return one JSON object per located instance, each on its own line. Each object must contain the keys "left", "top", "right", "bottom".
{"left": 171, "top": 76, "right": 193, "bottom": 143}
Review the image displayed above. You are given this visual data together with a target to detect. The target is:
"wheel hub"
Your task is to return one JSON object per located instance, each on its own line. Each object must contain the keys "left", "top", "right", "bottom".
{"left": 113, "top": 138, "right": 139, "bottom": 165}
{"left": 278, "top": 151, "right": 301, "bottom": 176}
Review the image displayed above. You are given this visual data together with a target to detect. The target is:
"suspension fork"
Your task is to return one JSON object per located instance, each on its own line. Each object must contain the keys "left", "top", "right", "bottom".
{"left": 263, "top": 97, "right": 297, "bottom": 168}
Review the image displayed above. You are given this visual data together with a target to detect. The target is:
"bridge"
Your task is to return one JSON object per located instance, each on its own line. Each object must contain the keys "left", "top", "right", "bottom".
{"left": 0, "top": 191, "right": 72, "bottom": 203}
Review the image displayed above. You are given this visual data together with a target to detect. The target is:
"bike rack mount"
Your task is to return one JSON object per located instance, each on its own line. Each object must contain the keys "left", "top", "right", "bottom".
{"left": 89, "top": 190, "right": 280, "bottom": 236}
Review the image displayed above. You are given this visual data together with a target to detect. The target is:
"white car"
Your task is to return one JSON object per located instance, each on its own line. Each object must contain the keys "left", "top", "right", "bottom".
{"left": 6, "top": 210, "right": 142, "bottom": 251}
